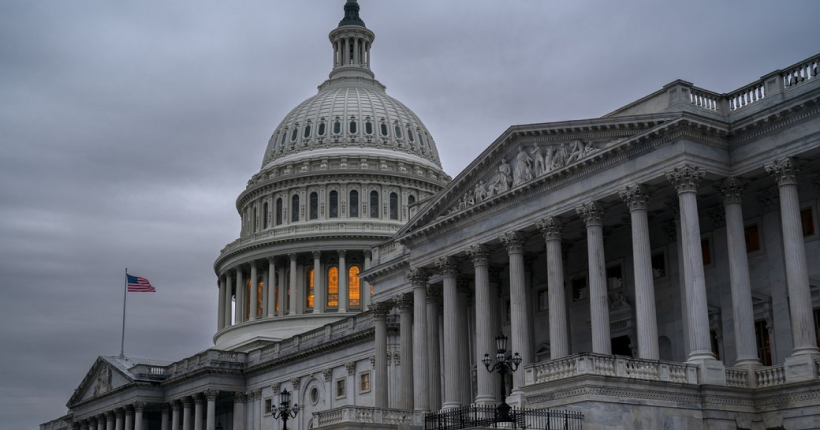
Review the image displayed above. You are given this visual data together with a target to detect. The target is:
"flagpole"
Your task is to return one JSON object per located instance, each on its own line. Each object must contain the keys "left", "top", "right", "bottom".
{"left": 120, "top": 268, "right": 128, "bottom": 358}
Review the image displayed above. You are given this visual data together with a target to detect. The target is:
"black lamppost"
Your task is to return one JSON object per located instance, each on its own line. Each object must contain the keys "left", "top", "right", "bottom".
{"left": 270, "top": 389, "right": 300, "bottom": 430}
{"left": 482, "top": 333, "right": 522, "bottom": 422}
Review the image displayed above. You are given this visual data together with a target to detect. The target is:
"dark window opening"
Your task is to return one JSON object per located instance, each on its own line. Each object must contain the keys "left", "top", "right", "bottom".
{"left": 329, "top": 190, "right": 339, "bottom": 218}
{"left": 333, "top": 120, "right": 341, "bottom": 135}
{"left": 303, "top": 124, "right": 311, "bottom": 138}
{"left": 310, "top": 192, "right": 319, "bottom": 220}
{"left": 389, "top": 192, "right": 398, "bottom": 220}
{"left": 369, "top": 191, "right": 379, "bottom": 218}
{"left": 275, "top": 198, "right": 283, "bottom": 225}
{"left": 349, "top": 120, "right": 357, "bottom": 134}
{"left": 745, "top": 224, "right": 761, "bottom": 253}
{"left": 318, "top": 122, "right": 326, "bottom": 136}
{"left": 349, "top": 190, "right": 359, "bottom": 217}
{"left": 755, "top": 319, "right": 772, "bottom": 366}
{"left": 701, "top": 239, "right": 712, "bottom": 265}
{"left": 802, "top": 207, "right": 816, "bottom": 236}
{"left": 263, "top": 202, "right": 269, "bottom": 229}
{"left": 291, "top": 195, "right": 300, "bottom": 222}
{"left": 365, "top": 121, "right": 373, "bottom": 135}
{"left": 380, "top": 123, "right": 388, "bottom": 137}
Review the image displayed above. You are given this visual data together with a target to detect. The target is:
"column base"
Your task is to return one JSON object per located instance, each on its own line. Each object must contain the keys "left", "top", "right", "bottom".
{"left": 784, "top": 353, "right": 820, "bottom": 383}
{"left": 441, "top": 402, "right": 462, "bottom": 410}
{"left": 505, "top": 390, "right": 524, "bottom": 408}
{"left": 474, "top": 396, "right": 496, "bottom": 406}
{"left": 687, "top": 354, "right": 726, "bottom": 386}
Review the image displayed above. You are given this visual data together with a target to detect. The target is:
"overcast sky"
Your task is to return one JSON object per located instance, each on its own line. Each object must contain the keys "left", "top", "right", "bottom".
{"left": 1, "top": 1, "right": 818, "bottom": 428}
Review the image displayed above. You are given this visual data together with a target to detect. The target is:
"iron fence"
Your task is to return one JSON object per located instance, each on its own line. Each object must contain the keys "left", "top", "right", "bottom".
{"left": 424, "top": 405, "right": 583, "bottom": 430}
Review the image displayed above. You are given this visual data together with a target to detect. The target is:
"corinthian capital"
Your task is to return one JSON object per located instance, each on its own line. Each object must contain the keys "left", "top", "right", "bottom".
{"left": 396, "top": 292, "right": 413, "bottom": 310}
{"left": 405, "top": 268, "right": 429, "bottom": 287}
{"left": 765, "top": 157, "right": 799, "bottom": 186}
{"left": 719, "top": 176, "right": 745, "bottom": 205}
{"left": 466, "top": 244, "right": 489, "bottom": 266}
{"left": 619, "top": 185, "right": 650, "bottom": 211}
{"left": 369, "top": 300, "right": 393, "bottom": 318}
{"left": 435, "top": 256, "right": 458, "bottom": 276}
{"left": 666, "top": 164, "right": 705, "bottom": 194}
{"left": 536, "top": 216, "right": 563, "bottom": 241}
{"left": 500, "top": 231, "right": 525, "bottom": 254}
{"left": 576, "top": 201, "right": 604, "bottom": 226}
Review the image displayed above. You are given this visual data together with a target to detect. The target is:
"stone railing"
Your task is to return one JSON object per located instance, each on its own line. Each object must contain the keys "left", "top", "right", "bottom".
{"left": 313, "top": 406, "right": 415, "bottom": 428}
{"left": 755, "top": 365, "right": 786, "bottom": 388}
{"left": 524, "top": 353, "right": 698, "bottom": 386}
{"left": 724, "top": 368, "right": 749, "bottom": 388}
{"left": 164, "top": 350, "right": 248, "bottom": 378}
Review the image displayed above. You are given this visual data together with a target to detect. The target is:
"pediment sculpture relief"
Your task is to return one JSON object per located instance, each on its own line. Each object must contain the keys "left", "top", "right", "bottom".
{"left": 446, "top": 139, "right": 601, "bottom": 216}
{"left": 92, "top": 367, "right": 112, "bottom": 397}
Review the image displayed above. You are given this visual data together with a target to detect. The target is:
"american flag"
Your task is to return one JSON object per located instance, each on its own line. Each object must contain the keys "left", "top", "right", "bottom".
{"left": 127, "top": 274, "right": 156, "bottom": 292}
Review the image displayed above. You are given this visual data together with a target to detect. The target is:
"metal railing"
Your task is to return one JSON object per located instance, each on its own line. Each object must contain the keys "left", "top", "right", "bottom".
{"left": 424, "top": 405, "right": 583, "bottom": 430}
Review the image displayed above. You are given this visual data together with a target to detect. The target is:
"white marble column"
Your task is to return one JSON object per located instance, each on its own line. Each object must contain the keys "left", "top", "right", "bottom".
{"left": 719, "top": 177, "right": 762, "bottom": 367}
{"left": 249, "top": 262, "right": 258, "bottom": 321}
{"left": 181, "top": 398, "right": 191, "bottom": 430}
{"left": 766, "top": 158, "right": 820, "bottom": 357}
{"left": 134, "top": 403, "right": 144, "bottom": 430}
{"left": 205, "top": 391, "right": 217, "bottom": 430}
{"left": 620, "top": 185, "right": 660, "bottom": 359}
{"left": 235, "top": 269, "right": 245, "bottom": 323}
{"left": 408, "top": 269, "right": 430, "bottom": 411}
{"left": 468, "top": 244, "right": 495, "bottom": 405}
{"left": 536, "top": 217, "right": 569, "bottom": 359}
{"left": 372, "top": 302, "right": 391, "bottom": 408}
{"left": 232, "top": 393, "right": 244, "bottom": 430}
{"left": 500, "top": 231, "right": 532, "bottom": 396}
{"left": 397, "top": 293, "right": 414, "bottom": 410}
{"left": 170, "top": 403, "right": 179, "bottom": 430}
{"left": 289, "top": 254, "right": 298, "bottom": 315}
{"left": 115, "top": 409, "right": 123, "bottom": 430}
{"left": 426, "top": 285, "right": 442, "bottom": 410}
{"left": 339, "top": 250, "right": 348, "bottom": 312}
{"left": 160, "top": 408, "right": 168, "bottom": 430}
{"left": 223, "top": 272, "right": 233, "bottom": 327}
{"left": 313, "top": 251, "right": 324, "bottom": 313}
{"left": 436, "top": 256, "right": 462, "bottom": 409}
{"left": 666, "top": 165, "right": 713, "bottom": 363}
{"left": 193, "top": 395, "right": 203, "bottom": 430}
{"left": 124, "top": 408, "right": 133, "bottom": 430}
{"left": 456, "top": 278, "right": 472, "bottom": 405}
{"left": 217, "top": 278, "right": 225, "bottom": 331}
{"left": 267, "top": 258, "right": 276, "bottom": 318}
{"left": 363, "top": 251, "right": 373, "bottom": 309}
{"left": 487, "top": 269, "right": 502, "bottom": 402}
{"left": 576, "top": 202, "right": 611, "bottom": 355}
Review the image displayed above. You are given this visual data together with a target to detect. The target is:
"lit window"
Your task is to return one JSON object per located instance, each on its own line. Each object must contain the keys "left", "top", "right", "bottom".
{"left": 349, "top": 190, "right": 359, "bottom": 218}
{"left": 291, "top": 195, "right": 300, "bottom": 222}
{"left": 303, "top": 124, "right": 311, "bottom": 138}
{"left": 349, "top": 266, "right": 360, "bottom": 307}
{"left": 802, "top": 207, "right": 816, "bottom": 236}
{"left": 309, "top": 192, "right": 318, "bottom": 220}
{"left": 306, "top": 268, "right": 314, "bottom": 309}
{"left": 329, "top": 190, "right": 339, "bottom": 218}
{"left": 349, "top": 120, "right": 357, "bottom": 134}
{"left": 745, "top": 224, "right": 761, "bottom": 253}
{"left": 369, "top": 191, "right": 379, "bottom": 218}
{"left": 389, "top": 192, "right": 398, "bottom": 220}
{"left": 327, "top": 266, "right": 339, "bottom": 308}
{"left": 359, "top": 372, "right": 371, "bottom": 393}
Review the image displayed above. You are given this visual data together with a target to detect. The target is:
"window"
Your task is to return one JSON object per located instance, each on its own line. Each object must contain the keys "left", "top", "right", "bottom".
{"left": 537, "top": 289, "right": 548, "bottom": 312}
{"left": 380, "top": 122, "right": 388, "bottom": 137}
{"left": 651, "top": 250, "right": 666, "bottom": 279}
{"left": 394, "top": 124, "right": 402, "bottom": 138}
{"left": 349, "top": 190, "right": 359, "bottom": 217}
{"left": 291, "top": 195, "right": 300, "bottom": 222}
{"left": 306, "top": 268, "right": 314, "bottom": 310}
{"left": 755, "top": 319, "right": 772, "bottom": 366}
{"left": 349, "top": 266, "right": 361, "bottom": 307}
{"left": 335, "top": 378, "right": 346, "bottom": 399}
{"left": 745, "top": 224, "right": 761, "bottom": 253}
{"left": 291, "top": 127, "right": 298, "bottom": 142}
{"left": 802, "top": 207, "right": 816, "bottom": 236}
{"left": 276, "top": 198, "right": 283, "bottom": 225}
{"left": 263, "top": 202, "right": 269, "bottom": 229}
{"left": 701, "top": 238, "right": 712, "bottom": 265}
{"left": 333, "top": 119, "right": 341, "bottom": 135}
{"left": 369, "top": 191, "right": 379, "bottom": 218}
{"left": 303, "top": 124, "right": 311, "bottom": 138}
{"left": 309, "top": 192, "right": 318, "bottom": 220}
{"left": 365, "top": 120, "right": 373, "bottom": 135}
{"left": 327, "top": 266, "right": 339, "bottom": 308}
{"left": 389, "top": 192, "right": 398, "bottom": 220}
{"left": 280, "top": 131, "right": 287, "bottom": 147}
{"left": 359, "top": 372, "right": 371, "bottom": 393}
{"left": 310, "top": 387, "right": 319, "bottom": 405}
{"left": 349, "top": 119, "right": 357, "bottom": 134}
{"left": 606, "top": 264, "right": 623, "bottom": 290}
{"left": 408, "top": 195, "right": 416, "bottom": 206}
{"left": 571, "top": 276, "right": 588, "bottom": 302}
{"left": 710, "top": 329, "right": 720, "bottom": 360}
{"left": 318, "top": 121, "right": 326, "bottom": 136}
{"left": 329, "top": 190, "right": 339, "bottom": 218}
{"left": 407, "top": 127, "right": 414, "bottom": 142}
{"left": 264, "top": 398, "right": 272, "bottom": 416}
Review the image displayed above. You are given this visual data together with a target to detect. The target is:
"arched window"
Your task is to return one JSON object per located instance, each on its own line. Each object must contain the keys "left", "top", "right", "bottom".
{"left": 349, "top": 119, "right": 357, "bottom": 134}
{"left": 369, "top": 191, "right": 379, "bottom": 218}
{"left": 407, "top": 127, "right": 414, "bottom": 142}
{"left": 329, "top": 190, "right": 339, "bottom": 218}
{"left": 380, "top": 122, "right": 388, "bottom": 137}
{"left": 275, "top": 198, "right": 283, "bottom": 225}
{"left": 318, "top": 121, "right": 326, "bottom": 136}
{"left": 408, "top": 194, "right": 416, "bottom": 206}
{"left": 349, "top": 190, "right": 359, "bottom": 218}
{"left": 306, "top": 268, "right": 314, "bottom": 310}
{"left": 303, "top": 124, "right": 311, "bottom": 138}
{"left": 309, "top": 192, "right": 319, "bottom": 220}
{"left": 349, "top": 266, "right": 361, "bottom": 307}
{"left": 291, "top": 194, "right": 300, "bottom": 222}
{"left": 280, "top": 130, "right": 287, "bottom": 148}
{"left": 327, "top": 266, "right": 339, "bottom": 308}
{"left": 394, "top": 124, "right": 402, "bottom": 139}
{"left": 333, "top": 119, "right": 341, "bottom": 135}
{"left": 365, "top": 120, "right": 373, "bottom": 135}
{"left": 389, "top": 192, "right": 398, "bottom": 220}
{"left": 291, "top": 127, "right": 299, "bottom": 142}
{"left": 263, "top": 202, "right": 269, "bottom": 229}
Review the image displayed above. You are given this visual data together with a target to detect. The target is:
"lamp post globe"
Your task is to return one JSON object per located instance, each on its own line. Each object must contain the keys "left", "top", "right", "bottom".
{"left": 483, "top": 332, "right": 521, "bottom": 423}
{"left": 271, "top": 388, "right": 300, "bottom": 430}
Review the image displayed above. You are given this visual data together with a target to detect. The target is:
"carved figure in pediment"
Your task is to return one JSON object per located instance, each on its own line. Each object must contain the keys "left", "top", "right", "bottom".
{"left": 474, "top": 180, "right": 487, "bottom": 204}
{"left": 583, "top": 140, "right": 598, "bottom": 157}
{"left": 566, "top": 139, "right": 584, "bottom": 164}
{"left": 489, "top": 160, "right": 512, "bottom": 195}
{"left": 552, "top": 143, "right": 568, "bottom": 169}
{"left": 512, "top": 147, "right": 534, "bottom": 186}
{"left": 93, "top": 367, "right": 111, "bottom": 397}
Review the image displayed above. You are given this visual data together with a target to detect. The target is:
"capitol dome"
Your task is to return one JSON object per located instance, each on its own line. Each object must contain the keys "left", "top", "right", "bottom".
{"left": 212, "top": 0, "right": 449, "bottom": 351}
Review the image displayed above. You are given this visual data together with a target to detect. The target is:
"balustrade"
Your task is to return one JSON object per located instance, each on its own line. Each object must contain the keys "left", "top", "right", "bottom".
{"left": 755, "top": 365, "right": 786, "bottom": 387}
{"left": 724, "top": 368, "right": 749, "bottom": 388}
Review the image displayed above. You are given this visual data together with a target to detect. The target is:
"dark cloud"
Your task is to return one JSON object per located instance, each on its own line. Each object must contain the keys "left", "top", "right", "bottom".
{"left": 1, "top": 1, "right": 818, "bottom": 428}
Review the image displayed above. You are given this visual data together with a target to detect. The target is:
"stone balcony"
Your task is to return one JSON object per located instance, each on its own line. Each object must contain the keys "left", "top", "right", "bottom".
{"left": 313, "top": 406, "right": 417, "bottom": 429}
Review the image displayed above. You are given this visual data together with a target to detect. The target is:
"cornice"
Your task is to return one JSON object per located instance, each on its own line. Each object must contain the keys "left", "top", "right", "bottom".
{"left": 730, "top": 94, "right": 820, "bottom": 145}
{"left": 244, "top": 329, "right": 374, "bottom": 376}
{"left": 360, "top": 256, "right": 410, "bottom": 281}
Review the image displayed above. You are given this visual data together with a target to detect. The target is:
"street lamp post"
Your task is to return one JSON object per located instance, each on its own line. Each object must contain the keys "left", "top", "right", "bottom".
{"left": 270, "top": 389, "right": 300, "bottom": 430}
{"left": 482, "top": 332, "right": 522, "bottom": 422}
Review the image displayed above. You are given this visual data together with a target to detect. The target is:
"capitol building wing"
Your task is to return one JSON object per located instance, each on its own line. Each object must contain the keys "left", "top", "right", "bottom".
{"left": 43, "top": 2, "right": 820, "bottom": 430}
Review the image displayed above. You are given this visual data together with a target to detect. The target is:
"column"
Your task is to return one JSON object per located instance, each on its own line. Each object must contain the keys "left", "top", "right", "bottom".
{"left": 620, "top": 185, "right": 660, "bottom": 359}
{"left": 182, "top": 398, "right": 191, "bottom": 430}
{"left": 363, "top": 251, "right": 373, "bottom": 309}
{"left": 261, "top": 268, "right": 269, "bottom": 318}
{"left": 536, "top": 217, "right": 569, "bottom": 358}
{"left": 205, "top": 391, "right": 217, "bottom": 430}
{"left": 232, "top": 393, "right": 245, "bottom": 430}
{"left": 106, "top": 412, "right": 115, "bottom": 430}
{"left": 343, "top": 38, "right": 349, "bottom": 65}
{"left": 339, "top": 251, "right": 348, "bottom": 312}
{"left": 373, "top": 301, "right": 391, "bottom": 408}
{"left": 267, "top": 258, "right": 276, "bottom": 318}
{"left": 765, "top": 158, "right": 820, "bottom": 357}
{"left": 134, "top": 403, "right": 144, "bottom": 430}
{"left": 217, "top": 278, "right": 225, "bottom": 331}
{"left": 576, "top": 202, "right": 612, "bottom": 355}
{"left": 194, "top": 394, "right": 203, "bottom": 430}
{"left": 456, "top": 278, "right": 472, "bottom": 405}
{"left": 487, "top": 268, "right": 503, "bottom": 401}
{"left": 235, "top": 268, "right": 244, "bottom": 323}
{"left": 278, "top": 264, "right": 286, "bottom": 316}
{"left": 224, "top": 272, "right": 233, "bottom": 327}
{"left": 436, "top": 256, "right": 462, "bottom": 409}
{"left": 468, "top": 245, "right": 495, "bottom": 404}
{"left": 313, "top": 251, "right": 324, "bottom": 313}
{"left": 397, "top": 292, "right": 414, "bottom": 410}
{"left": 160, "top": 407, "right": 169, "bottom": 430}
{"left": 289, "top": 254, "right": 298, "bottom": 315}
{"left": 125, "top": 408, "right": 133, "bottom": 430}
{"left": 407, "top": 269, "right": 429, "bottom": 411}
{"left": 249, "top": 262, "right": 258, "bottom": 321}
{"left": 719, "top": 177, "right": 762, "bottom": 367}
{"left": 500, "top": 231, "right": 532, "bottom": 396}
{"left": 171, "top": 403, "right": 180, "bottom": 430}
{"left": 81, "top": 420, "right": 89, "bottom": 430}
{"left": 666, "top": 165, "right": 714, "bottom": 362}
{"left": 426, "top": 285, "right": 442, "bottom": 410}
{"left": 115, "top": 409, "right": 123, "bottom": 430}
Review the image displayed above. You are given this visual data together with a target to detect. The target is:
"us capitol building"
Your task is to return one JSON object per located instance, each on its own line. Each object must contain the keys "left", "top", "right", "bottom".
{"left": 43, "top": 2, "right": 820, "bottom": 430}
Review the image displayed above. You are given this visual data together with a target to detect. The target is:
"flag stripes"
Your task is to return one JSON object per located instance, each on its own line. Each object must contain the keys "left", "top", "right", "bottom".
{"left": 126, "top": 274, "right": 156, "bottom": 292}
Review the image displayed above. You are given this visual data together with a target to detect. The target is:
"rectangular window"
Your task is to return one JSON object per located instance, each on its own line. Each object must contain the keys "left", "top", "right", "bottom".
{"left": 537, "top": 289, "right": 548, "bottom": 312}
{"left": 359, "top": 372, "right": 371, "bottom": 393}
{"left": 606, "top": 264, "right": 623, "bottom": 290}
{"left": 572, "top": 276, "right": 588, "bottom": 302}
{"left": 744, "top": 224, "right": 761, "bottom": 253}
{"left": 754, "top": 319, "right": 772, "bottom": 366}
{"left": 802, "top": 207, "right": 816, "bottom": 237}
{"left": 701, "top": 238, "right": 712, "bottom": 265}
{"left": 264, "top": 398, "right": 272, "bottom": 416}
{"left": 651, "top": 250, "right": 666, "bottom": 279}
{"left": 336, "top": 378, "right": 346, "bottom": 399}
{"left": 710, "top": 329, "right": 720, "bottom": 360}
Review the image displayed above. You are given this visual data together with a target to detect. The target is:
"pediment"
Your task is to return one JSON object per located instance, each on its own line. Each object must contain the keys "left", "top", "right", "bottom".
{"left": 396, "top": 114, "right": 680, "bottom": 241}
{"left": 68, "top": 357, "right": 132, "bottom": 407}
